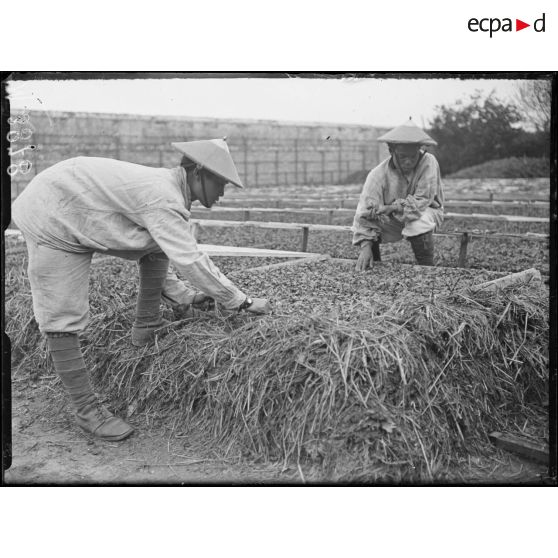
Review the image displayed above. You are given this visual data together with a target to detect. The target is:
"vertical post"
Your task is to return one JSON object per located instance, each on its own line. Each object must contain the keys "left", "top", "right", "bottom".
{"left": 301, "top": 226, "right": 309, "bottom": 252}
{"left": 338, "top": 139, "right": 343, "bottom": 184}
{"left": 243, "top": 138, "right": 249, "bottom": 188}
{"left": 327, "top": 210, "right": 333, "bottom": 225}
{"left": 458, "top": 232, "right": 470, "bottom": 267}
{"left": 294, "top": 138, "right": 299, "bottom": 184}
{"left": 243, "top": 210, "right": 250, "bottom": 222}
{"left": 275, "top": 149, "right": 280, "bottom": 186}
{"left": 489, "top": 192, "right": 494, "bottom": 202}
{"left": 115, "top": 135, "right": 121, "bottom": 160}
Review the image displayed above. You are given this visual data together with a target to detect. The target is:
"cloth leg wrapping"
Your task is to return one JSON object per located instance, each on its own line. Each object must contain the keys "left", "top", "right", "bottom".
{"left": 134, "top": 252, "right": 170, "bottom": 328}
{"left": 46, "top": 333, "right": 95, "bottom": 409}
{"left": 408, "top": 231, "right": 435, "bottom": 266}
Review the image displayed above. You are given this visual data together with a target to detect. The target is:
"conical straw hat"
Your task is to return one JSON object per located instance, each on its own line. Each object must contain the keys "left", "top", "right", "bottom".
{"left": 377, "top": 118, "right": 437, "bottom": 146}
{"left": 172, "top": 139, "right": 244, "bottom": 188}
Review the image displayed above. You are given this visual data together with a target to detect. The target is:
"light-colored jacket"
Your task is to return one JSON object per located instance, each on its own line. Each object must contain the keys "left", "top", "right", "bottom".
{"left": 12, "top": 156, "right": 245, "bottom": 309}
{"left": 352, "top": 152, "right": 445, "bottom": 245}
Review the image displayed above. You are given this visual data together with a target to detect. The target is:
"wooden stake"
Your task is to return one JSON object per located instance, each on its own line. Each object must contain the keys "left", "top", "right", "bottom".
{"left": 458, "top": 232, "right": 469, "bottom": 268}
{"left": 469, "top": 268, "right": 542, "bottom": 292}
{"left": 301, "top": 226, "right": 309, "bottom": 252}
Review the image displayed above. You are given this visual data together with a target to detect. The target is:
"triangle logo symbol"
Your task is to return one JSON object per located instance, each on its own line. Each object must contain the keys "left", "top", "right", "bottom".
{"left": 516, "top": 19, "right": 530, "bottom": 31}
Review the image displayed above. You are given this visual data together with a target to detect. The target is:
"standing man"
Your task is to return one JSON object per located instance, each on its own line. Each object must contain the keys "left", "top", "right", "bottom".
{"left": 12, "top": 139, "right": 271, "bottom": 442}
{"left": 352, "top": 118, "right": 444, "bottom": 270}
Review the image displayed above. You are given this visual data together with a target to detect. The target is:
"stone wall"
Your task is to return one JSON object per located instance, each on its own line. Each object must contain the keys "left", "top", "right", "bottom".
{"left": 9, "top": 110, "right": 389, "bottom": 199}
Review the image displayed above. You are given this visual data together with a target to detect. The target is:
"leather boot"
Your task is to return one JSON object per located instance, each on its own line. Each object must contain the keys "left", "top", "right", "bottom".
{"left": 408, "top": 231, "right": 435, "bottom": 266}
{"left": 47, "top": 333, "right": 134, "bottom": 441}
{"left": 75, "top": 398, "right": 134, "bottom": 441}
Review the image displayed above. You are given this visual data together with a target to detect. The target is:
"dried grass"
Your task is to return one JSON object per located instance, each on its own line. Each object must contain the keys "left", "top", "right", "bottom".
{"left": 6, "top": 251, "right": 548, "bottom": 482}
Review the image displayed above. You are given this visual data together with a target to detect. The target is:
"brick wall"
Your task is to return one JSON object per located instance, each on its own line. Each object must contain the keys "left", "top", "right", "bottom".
{"left": 9, "top": 110, "right": 390, "bottom": 199}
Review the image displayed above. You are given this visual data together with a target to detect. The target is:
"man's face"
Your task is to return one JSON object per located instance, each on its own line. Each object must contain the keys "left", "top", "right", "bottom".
{"left": 392, "top": 144, "right": 421, "bottom": 172}
{"left": 196, "top": 172, "right": 227, "bottom": 208}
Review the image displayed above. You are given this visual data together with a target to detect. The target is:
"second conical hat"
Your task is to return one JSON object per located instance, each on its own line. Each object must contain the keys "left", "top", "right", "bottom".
{"left": 377, "top": 118, "right": 437, "bottom": 146}
{"left": 172, "top": 139, "right": 244, "bottom": 188}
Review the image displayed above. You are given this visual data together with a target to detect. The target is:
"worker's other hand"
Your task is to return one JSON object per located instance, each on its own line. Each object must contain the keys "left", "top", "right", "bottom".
{"left": 184, "top": 292, "right": 209, "bottom": 305}
{"left": 246, "top": 298, "right": 272, "bottom": 314}
{"left": 171, "top": 303, "right": 194, "bottom": 320}
{"left": 191, "top": 295, "right": 215, "bottom": 311}
{"left": 377, "top": 204, "right": 396, "bottom": 216}
{"left": 355, "top": 242, "right": 373, "bottom": 271}
{"left": 366, "top": 205, "right": 379, "bottom": 219}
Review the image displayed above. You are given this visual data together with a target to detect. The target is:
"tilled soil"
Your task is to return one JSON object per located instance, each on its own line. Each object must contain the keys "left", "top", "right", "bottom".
{"left": 4, "top": 375, "right": 546, "bottom": 485}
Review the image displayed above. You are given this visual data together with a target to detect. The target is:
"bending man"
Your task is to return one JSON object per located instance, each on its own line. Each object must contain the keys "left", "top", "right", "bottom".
{"left": 352, "top": 118, "right": 445, "bottom": 270}
{"left": 12, "top": 139, "right": 271, "bottom": 442}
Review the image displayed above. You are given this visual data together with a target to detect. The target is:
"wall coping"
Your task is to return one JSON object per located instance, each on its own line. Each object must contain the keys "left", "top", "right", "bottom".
{"left": 21, "top": 109, "right": 386, "bottom": 132}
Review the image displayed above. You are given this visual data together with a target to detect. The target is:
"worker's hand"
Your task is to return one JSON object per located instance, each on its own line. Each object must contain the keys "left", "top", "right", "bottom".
{"left": 377, "top": 204, "right": 396, "bottom": 216}
{"left": 246, "top": 298, "right": 272, "bottom": 315}
{"left": 190, "top": 293, "right": 209, "bottom": 304}
{"left": 191, "top": 294, "right": 215, "bottom": 311}
{"left": 366, "top": 205, "right": 380, "bottom": 219}
{"left": 171, "top": 295, "right": 215, "bottom": 319}
{"left": 171, "top": 303, "right": 194, "bottom": 320}
{"left": 355, "top": 242, "right": 373, "bottom": 271}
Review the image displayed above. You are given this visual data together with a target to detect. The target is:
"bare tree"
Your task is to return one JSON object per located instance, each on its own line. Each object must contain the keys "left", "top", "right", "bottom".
{"left": 514, "top": 80, "right": 551, "bottom": 133}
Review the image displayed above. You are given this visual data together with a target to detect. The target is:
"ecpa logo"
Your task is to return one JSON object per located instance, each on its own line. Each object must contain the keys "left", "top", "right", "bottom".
{"left": 468, "top": 13, "right": 546, "bottom": 37}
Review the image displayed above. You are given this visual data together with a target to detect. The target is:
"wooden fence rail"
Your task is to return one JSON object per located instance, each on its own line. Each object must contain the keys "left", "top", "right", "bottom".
{"left": 190, "top": 218, "right": 548, "bottom": 266}
{"left": 191, "top": 206, "right": 548, "bottom": 223}
{"left": 6, "top": 222, "right": 547, "bottom": 269}
{"left": 220, "top": 197, "right": 549, "bottom": 209}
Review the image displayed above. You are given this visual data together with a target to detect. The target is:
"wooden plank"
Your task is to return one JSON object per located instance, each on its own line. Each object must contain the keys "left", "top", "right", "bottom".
{"left": 444, "top": 212, "right": 547, "bottom": 223}
{"left": 489, "top": 432, "right": 549, "bottom": 464}
{"left": 444, "top": 200, "right": 548, "bottom": 208}
{"left": 197, "top": 244, "right": 321, "bottom": 258}
{"left": 194, "top": 207, "right": 548, "bottom": 223}
{"left": 91, "top": 244, "right": 322, "bottom": 265}
{"left": 468, "top": 268, "right": 542, "bottom": 292}
{"left": 192, "top": 218, "right": 352, "bottom": 233}
{"left": 223, "top": 197, "right": 549, "bottom": 208}
{"left": 436, "top": 231, "right": 548, "bottom": 240}
{"left": 5, "top": 226, "right": 549, "bottom": 246}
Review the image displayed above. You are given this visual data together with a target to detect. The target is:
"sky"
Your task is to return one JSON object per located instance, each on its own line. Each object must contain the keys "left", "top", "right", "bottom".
{"left": 6, "top": 75, "right": 529, "bottom": 129}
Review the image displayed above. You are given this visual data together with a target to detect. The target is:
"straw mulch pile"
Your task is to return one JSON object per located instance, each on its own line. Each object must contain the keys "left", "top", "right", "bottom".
{"left": 7, "top": 250, "right": 548, "bottom": 482}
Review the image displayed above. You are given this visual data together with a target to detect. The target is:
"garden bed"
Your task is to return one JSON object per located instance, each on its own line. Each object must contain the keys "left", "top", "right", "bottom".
{"left": 6, "top": 246, "right": 549, "bottom": 483}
